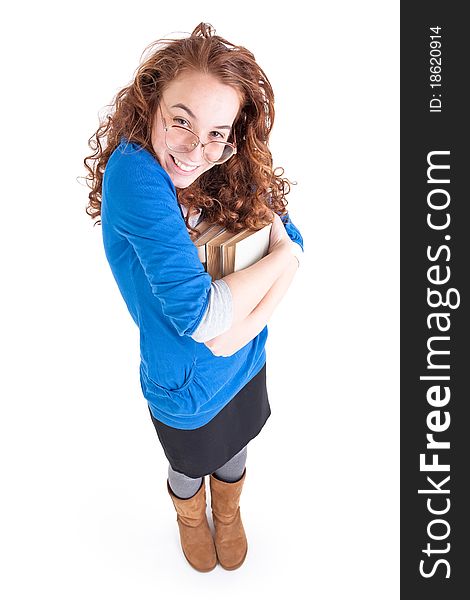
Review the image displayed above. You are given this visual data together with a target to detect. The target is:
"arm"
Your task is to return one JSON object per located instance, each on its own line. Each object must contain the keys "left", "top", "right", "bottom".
{"left": 192, "top": 212, "right": 304, "bottom": 345}
{"left": 220, "top": 211, "right": 299, "bottom": 327}
{"left": 206, "top": 249, "right": 299, "bottom": 357}
{"left": 220, "top": 242, "right": 295, "bottom": 327}
{"left": 104, "top": 146, "right": 213, "bottom": 337}
{"left": 192, "top": 214, "right": 301, "bottom": 346}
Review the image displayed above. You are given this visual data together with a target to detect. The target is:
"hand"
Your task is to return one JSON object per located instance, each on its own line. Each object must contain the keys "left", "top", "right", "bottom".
{"left": 268, "top": 212, "right": 290, "bottom": 253}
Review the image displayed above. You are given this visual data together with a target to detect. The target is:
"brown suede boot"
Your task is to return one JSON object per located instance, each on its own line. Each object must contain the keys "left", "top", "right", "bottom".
{"left": 167, "top": 478, "right": 217, "bottom": 573}
{"left": 209, "top": 468, "right": 248, "bottom": 570}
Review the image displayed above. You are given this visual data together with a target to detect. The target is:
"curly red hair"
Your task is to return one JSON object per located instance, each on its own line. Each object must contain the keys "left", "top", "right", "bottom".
{"left": 82, "top": 23, "right": 294, "bottom": 234}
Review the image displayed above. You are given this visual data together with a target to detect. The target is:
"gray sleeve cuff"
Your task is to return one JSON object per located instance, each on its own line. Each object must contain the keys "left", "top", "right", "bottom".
{"left": 191, "top": 279, "right": 234, "bottom": 343}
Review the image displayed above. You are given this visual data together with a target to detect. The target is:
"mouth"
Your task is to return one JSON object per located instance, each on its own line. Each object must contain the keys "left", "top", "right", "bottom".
{"left": 170, "top": 154, "right": 200, "bottom": 174}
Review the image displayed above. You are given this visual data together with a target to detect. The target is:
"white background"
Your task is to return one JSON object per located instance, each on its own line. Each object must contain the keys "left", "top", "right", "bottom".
{"left": 1, "top": 1, "right": 399, "bottom": 598}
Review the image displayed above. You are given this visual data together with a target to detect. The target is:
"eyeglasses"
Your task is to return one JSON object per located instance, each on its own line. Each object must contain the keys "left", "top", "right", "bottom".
{"left": 159, "top": 102, "right": 237, "bottom": 165}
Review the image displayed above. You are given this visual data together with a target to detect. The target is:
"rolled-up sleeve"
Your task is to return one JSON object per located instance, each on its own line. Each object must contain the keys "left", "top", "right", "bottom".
{"left": 191, "top": 279, "right": 233, "bottom": 343}
{"left": 104, "top": 147, "right": 213, "bottom": 337}
{"left": 281, "top": 211, "right": 304, "bottom": 252}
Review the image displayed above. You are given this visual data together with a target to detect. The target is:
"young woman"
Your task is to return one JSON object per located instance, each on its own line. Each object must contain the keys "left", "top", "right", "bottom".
{"left": 83, "top": 23, "right": 304, "bottom": 573}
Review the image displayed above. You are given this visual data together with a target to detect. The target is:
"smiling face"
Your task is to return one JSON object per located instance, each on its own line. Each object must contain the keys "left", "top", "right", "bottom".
{"left": 151, "top": 71, "right": 242, "bottom": 189}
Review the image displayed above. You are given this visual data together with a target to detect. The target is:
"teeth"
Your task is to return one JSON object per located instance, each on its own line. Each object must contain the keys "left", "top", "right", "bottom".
{"left": 173, "top": 156, "right": 198, "bottom": 172}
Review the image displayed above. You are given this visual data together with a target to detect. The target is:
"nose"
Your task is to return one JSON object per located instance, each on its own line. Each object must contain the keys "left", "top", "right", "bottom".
{"left": 184, "top": 142, "right": 206, "bottom": 165}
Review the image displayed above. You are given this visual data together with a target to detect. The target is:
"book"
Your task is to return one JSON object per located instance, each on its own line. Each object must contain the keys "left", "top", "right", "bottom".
{"left": 192, "top": 221, "right": 272, "bottom": 279}
{"left": 206, "top": 228, "right": 241, "bottom": 279}
{"left": 193, "top": 224, "right": 226, "bottom": 267}
{"left": 220, "top": 225, "right": 272, "bottom": 276}
{"left": 189, "top": 219, "right": 215, "bottom": 241}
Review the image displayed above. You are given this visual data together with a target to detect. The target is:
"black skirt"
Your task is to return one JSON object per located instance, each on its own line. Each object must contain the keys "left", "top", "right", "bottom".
{"left": 148, "top": 362, "right": 270, "bottom": 478}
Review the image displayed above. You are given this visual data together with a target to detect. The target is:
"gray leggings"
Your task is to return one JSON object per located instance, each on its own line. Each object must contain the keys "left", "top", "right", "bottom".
{"left": 168, "top": 445, "right": 247, "bottom": 499}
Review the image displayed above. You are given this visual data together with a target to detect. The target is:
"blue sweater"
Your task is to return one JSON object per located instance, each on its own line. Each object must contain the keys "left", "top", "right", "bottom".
{"left": 101, "top": 137, "right": 304, "bottom": 429}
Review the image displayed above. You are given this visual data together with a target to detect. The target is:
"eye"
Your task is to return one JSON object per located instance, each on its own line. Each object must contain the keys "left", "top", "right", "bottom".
{"left": 173, "top": 117, "right": 191, "bottom": 128}
{"left": 210, "top": 131, "right": 225, "bottom": 140}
